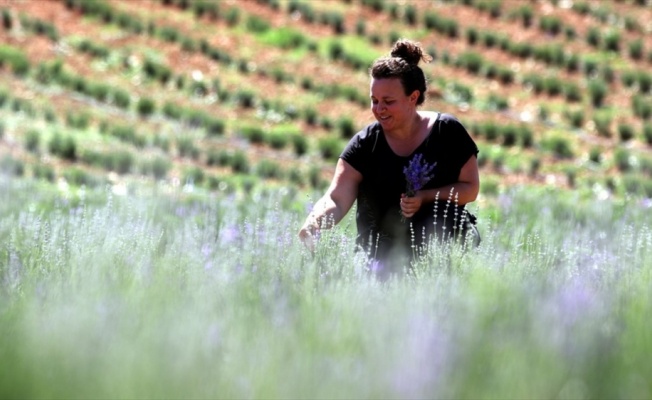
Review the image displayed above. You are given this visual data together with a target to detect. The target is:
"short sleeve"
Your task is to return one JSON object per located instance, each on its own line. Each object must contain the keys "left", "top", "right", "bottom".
{"left": 340, "top": 123, "right": 379, "bottom": 176}
{"left": 437, "top": 114, "right": 478, "bottom": 171}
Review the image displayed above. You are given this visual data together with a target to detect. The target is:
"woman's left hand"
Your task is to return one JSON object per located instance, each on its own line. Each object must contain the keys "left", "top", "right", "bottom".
{"left": 400, "top": 193, "right": 423, "bottom": 218}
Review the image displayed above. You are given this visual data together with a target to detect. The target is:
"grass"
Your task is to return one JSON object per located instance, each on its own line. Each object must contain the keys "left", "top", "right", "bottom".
{"left": 1, "top": 176, "right": 651, "bottom": 399}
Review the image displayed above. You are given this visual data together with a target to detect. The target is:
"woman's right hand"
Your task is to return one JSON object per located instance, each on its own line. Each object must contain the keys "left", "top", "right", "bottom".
{"left": 298, "top": 218, "right": 320, "bottom": 252}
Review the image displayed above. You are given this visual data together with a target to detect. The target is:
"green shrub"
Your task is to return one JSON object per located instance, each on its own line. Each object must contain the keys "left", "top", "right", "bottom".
{"left": 628, "top": 38, "right": 644, "bottom": 60}
{"left": 32, "top": 163, "right": 55, "bottom": 182}
{"left": 2, "top": 8, "right": 13, "bottom": 29}
{"left": 183, "top": 166, "right": 205, "bottom": 185}
{"left": 287, "top": 167, "right": 305, "bottom": 186}
{"left": 304, "top": 107, "right": 318, "bottom": 126}
{"left": 0, "top": 88, "right": 8, "bottom": 107}
{"left": 112, "top": 88, "right": 131, "bottom": 109}
{"left": 266, "top": 130, "right": 289, "bottom": 150}
{"left": 586, "top": 26, "right": 601, "bottom": 48}
{"left": 328, "top": 40, "right": 344, "bottom": 60}
{"left": 618, "top": 123, "right": 635, "bottom": 142}
{"left": 519, "top": 125, "right": 534, "bottom": 148}
{"left": 564, "top": 109, "right": 584, "bottom": 129}
{"left": 235, "top": 89, "right": 256, "bottom": 108}
{"left": 587, "top": 79, "right": 607, "bottom": 107}
{"left": 140, "top": 155, "right": 171, "bottom": 180}
{"left": 162, "top": 101, "right": 183, "bottom": 120}
{"left": 231, "top": 150, "right": 249, "bottom": 173}
{"left": 256, "top": 159, "right": 284, "bottom": 179}
{"left": 318, "top": 137, "right": 342, "bottom": 161}
{"left": 0, "top": 45, "right": 30, "bottom": 76}
{"left": 613, "top": 148, "right": 631, "bottom": 171}
{"left": 621, "top": 70, "right": 637, "bottom": 88}
{"left": 603, "top": 30, "right": 620, "bottom": 52}
{"left": 563, "top": 82, "right": 583, "bottom": 103}
{"left": 105, "top": 150, "right": 135, "bottom": 174}
{"left": 643, "top": 123, "right": 652, "bottom": 146}
{"left": 176, "top": 137, "right": 199, "bottom": 159}
{"left": 63, "top": 167, "right": 102, "bottom": 187}
{"left": 206, "top": 149, "right": 231, "bottom": 167}
{"left": 593, "top": 112, "right": 612, "bottom": 137}
{"left": 136, "top": 97, "right": 156, "bottom": 117}
{"left": 48, "top": 132, "right": 77, "bottom": 161}
{"left": 338, "top": 117, "right": 356, "bottom": 139}
{"left": 589, "top": 147, "right": 602, "bottom": 164}
{"left": 0, "top": 155, "right": 24, "bottom": 176}
{"left": 224, "top": 7, "right": 240, "bottom": 26}
{"left": 622, "top": 173, "right": 652, "bottom": 197}
{"left": 24, "top": 128, "right": 41, "bottom": 153}
{"left": 308, "top": 165, "right": 325, "bottom": 189}
{"left": 632, "top": 95, "right": 652, "bottom": 119}
{"left": 539, "top": 15, "right": 562, "bottom": 35}
{"left": 637, "top": 71, "right": 652, "bottom": 93}
{"left": 404, "top": 4, "right": 417, "bottom": 25}
{"left": 290, "top": 134, "right": 308, "bottom": 156}
{"left": 239, "top": 125, "right": 266, "bottom": 144}
{"left": 544, "top": 135, "right": 574, "bottom": 159}
{"left": 206, "top": 118, "right": 226, "bottom": 136}
{"left": 501, "top": 125, "right": 518, "bottom": 147}
{"left": 457, "top": 51, "right": 484, "bottom": 75}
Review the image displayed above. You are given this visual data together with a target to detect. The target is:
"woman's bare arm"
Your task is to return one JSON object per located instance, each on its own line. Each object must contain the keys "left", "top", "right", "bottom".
{"left": 299, "top": 159, "right": 362, "bottom": 243}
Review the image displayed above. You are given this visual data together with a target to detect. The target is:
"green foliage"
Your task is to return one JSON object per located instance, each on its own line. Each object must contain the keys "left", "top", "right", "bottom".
{"left": 539, "top": 15, "right": 563, "bottom": 36}
{"left": 48, "top": 132, "right": 77, "bottom": 161}
{"left": 238, "top": 125, "right": 266, "bottom": 144}
{"left": 317, "top": 137, "right": 342, "bottom": 161}
{"left": 543, "top": 134, "right": 574, "bottom": 159}
{"left": 32, "top": 163, "right": 55, "bottom": 182}
{"left": 618, "top": 123, "right": 635, "bottom": 142}
{"left": 230, "top": 150, "right": 249, "bottom": 173}
{"left": 593, "top": 111, "right": 613, "bottom": 138}
{"left": 246, "top": 15, "right": 270, "bottom": 33}
{"left": 24, "top": 128, "right": 41, "bottom": 153}
{"left": 176, "top": 137, "right": 199, "bottom": 159}
{"left": 290, "top": 133, "right": 309, "bottom": 156}
{"left": 139, "top": 155, "right": 171, "bottom": 180}
{"left": 456, "top": 51, "right": 484, "bottom": 75}
{"left": 0, "top": 45, "right": 29, "bottom": 76}
{"left": 255, "top": 159, "right": 284, "bottom": 180}
{"left": 613, "top": 148, "right": 631, "bottom": 171}
{"left": 0, "top": 154, "right": 24, "bottom": 176}
{"left": 136, "top": 97, "right": 156, "bottom": 118}
{"left": 1, "top": 8, "right": 13, "bottom": 29}
{"left": 337, "top": 116, "right": 356, "bottom": 139}
{"left": 62, "top": 166, "right": 103, "bottom": 187}
{"left": 588, "top": 79, "right": 607, "bottom": 107}
{"left": 643, "top": 123, "right": 652, "bottom": 146}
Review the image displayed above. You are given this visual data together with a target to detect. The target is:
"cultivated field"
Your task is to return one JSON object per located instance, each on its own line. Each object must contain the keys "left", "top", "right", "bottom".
{"left": 1, "top": 1, "right": 652, "bottom": 398}
{"left": 1, "top": 177, "right": 651, "bottom": 398}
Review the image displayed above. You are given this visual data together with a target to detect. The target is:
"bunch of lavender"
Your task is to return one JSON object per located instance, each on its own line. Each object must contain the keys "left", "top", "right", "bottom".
{"left": 403, "top": 153, "right": 436, "bottom": 197}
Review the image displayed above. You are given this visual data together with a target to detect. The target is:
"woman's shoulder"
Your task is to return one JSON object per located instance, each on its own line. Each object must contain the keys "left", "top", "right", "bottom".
{"left": 350, "top": 121, "right": 382, "bottom": 144}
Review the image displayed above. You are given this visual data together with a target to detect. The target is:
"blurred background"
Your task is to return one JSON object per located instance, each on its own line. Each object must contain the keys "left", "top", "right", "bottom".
{"left": 1, "top": 0, "right": 651, "bottom": 199}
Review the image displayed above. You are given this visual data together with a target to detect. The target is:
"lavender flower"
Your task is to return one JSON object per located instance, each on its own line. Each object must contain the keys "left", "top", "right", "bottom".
{"left": 403, "top": 153, "right": 436, "bottom": 197}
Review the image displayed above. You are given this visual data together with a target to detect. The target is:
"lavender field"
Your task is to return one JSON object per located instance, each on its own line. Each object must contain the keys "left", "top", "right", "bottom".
{"left": 1, "top": 175, "right": 651, "bottom": 399}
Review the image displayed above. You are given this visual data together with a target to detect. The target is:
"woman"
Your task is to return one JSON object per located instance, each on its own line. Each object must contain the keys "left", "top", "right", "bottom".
{"left": 299, "top": 39, "right": 480, "bottom": 272}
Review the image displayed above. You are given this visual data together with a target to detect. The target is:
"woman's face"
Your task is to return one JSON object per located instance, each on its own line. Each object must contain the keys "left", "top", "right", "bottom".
{"left": 370, "top": 78, "right": 418, "bottom": 132}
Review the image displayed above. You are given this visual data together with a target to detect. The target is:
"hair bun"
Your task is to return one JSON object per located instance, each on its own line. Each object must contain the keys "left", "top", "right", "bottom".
{"left": 390, "top": 39, "right": 429, "bottom": 66}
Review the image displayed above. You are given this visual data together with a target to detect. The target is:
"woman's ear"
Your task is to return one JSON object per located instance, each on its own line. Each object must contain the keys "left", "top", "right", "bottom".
{"left": 410, "top": 90, "right": 420, "bottom": 104}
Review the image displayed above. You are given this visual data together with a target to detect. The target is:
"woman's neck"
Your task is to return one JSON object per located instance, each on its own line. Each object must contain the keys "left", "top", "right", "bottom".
{"left": 385, "top": 113, "right": 423, "bottom": 140}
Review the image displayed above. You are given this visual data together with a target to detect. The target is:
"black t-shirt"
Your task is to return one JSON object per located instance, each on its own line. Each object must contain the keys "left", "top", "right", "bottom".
{"left": 340, "top": 112, "right": 479, "bottom": 255}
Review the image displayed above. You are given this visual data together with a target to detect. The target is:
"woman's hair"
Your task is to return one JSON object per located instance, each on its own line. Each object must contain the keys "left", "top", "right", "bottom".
{"left": 370, "top": 39, "right": 432, "bottom": 105}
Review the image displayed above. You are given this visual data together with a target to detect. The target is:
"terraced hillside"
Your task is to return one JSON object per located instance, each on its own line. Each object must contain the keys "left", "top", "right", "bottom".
{"left": 1, "top": 0, "right": 652, "bottom": 198}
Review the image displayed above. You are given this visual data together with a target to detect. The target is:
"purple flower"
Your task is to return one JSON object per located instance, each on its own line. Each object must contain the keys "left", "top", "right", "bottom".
{"left": 403, "top": 153, "right": 436, "bottom": 197}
